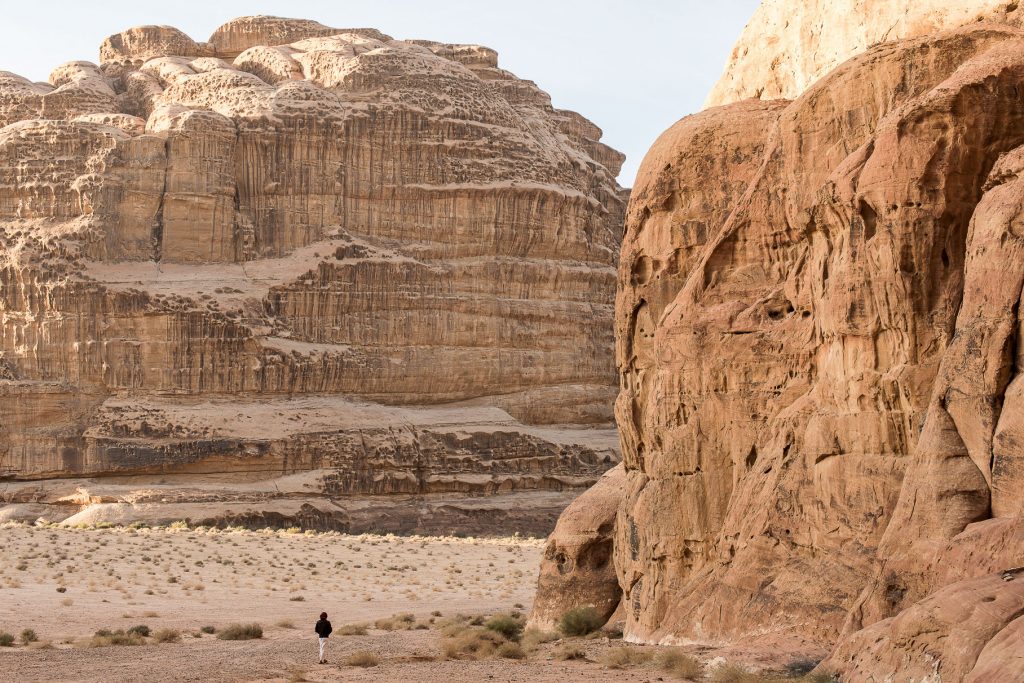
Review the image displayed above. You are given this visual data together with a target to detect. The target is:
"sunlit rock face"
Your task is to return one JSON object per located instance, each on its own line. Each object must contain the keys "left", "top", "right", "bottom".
{"left": 705, "top": 0, "right": 1024, "bottom": 107}
{"left": 0, "top": 16, "right": 626, "bottom": 532}
{"left": 539, "top": 7, "right": 1024, "bottom": 678}
{"left": 528, "top": 464, "right": 624, "bottom": 631}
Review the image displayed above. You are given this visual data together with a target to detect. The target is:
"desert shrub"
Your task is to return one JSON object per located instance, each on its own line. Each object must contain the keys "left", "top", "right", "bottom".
{"left": 337, "top": 622, "right": 369, "bottom": 636}
{"left": 657, "top": 648, "right": 702, "bottom": 679}
{"left": 88, "top": 630, "right": 145, "bottom": 647}
{"left": 217, "top": 623, "right": 263, "bottom": 641}
{"left": 555, "top": 645, "right": 587, "bottom": 660}
{"left": 19, "top": 629, "right": 38, "bottom": 645}
{"left": 0, "top": 632, "right": 14, "bottom": 647}
{"left": 558, "top": 606, "right": 605, "bottom": 637}
{"left": 437, "top": 615, "right": 471, "bottom": 636}
{"left": 275, "top": 620, "right": 295, "bottom": 629}
{"left": 442, "top": 627, "right": 506, "bottom": 660}
{"left": 497, "top": 642, "right": 526, "bottom": 659}
{"left": 485, "top": 614, "right": 524, "bottom": 642}
{"left": 200, "top": 625, "right": 216, "bottom": 634}
{"left": 345, "top": 650, "right": 380, "bottom": 667}
{"left": 708, "top": 664, "right": 779, "bottom": 683}
{"left": 289, "top": 595, "right": 305, "bottom": 602}
{"left": 522, "top": 627, "right": 559, "bottom": 650}
{"left": 600, "top": 646, "right": 654, "bottom": 669}
{"left": 152, "top": 628, "right": 180, "bottom": 643}
{"left": 126, "top": 624, "right": 150, "bottom": 637}
{"left": 375, "top": 613, "right": 415, "bottom": 631}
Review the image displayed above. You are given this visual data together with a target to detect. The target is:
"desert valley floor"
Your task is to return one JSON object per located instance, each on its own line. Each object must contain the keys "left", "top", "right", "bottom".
{"left": 0, "top": 524, "right": 823, "bottom": 682}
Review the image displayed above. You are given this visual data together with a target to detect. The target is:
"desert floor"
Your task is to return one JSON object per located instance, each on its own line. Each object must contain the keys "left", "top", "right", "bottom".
{"left": 0, "top": 523, "right": 823, "bottom": 682}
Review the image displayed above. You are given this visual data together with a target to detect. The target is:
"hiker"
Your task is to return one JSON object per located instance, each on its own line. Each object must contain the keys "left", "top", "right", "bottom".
{"left": 315, "top": 611, "right": 333, "bottom": 664}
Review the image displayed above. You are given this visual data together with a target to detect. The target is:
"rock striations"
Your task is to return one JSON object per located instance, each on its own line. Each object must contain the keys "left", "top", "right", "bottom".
{"left": 534, "top": 2, "right": 1024, "bottom": 679}
{"left": 0, "top": 16, "right": 626, "bottom": 533}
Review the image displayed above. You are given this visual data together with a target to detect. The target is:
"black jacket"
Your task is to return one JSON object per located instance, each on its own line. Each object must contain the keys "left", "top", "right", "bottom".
{"left": 315, "top": 619, "right": 332, "bottom": 638}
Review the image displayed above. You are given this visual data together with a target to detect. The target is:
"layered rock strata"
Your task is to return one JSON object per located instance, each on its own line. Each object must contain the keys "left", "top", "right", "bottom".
{"left": 0, "top": 16, "right": 626, "bottom": 532}
{"left": 538, "top": 7, "right": 1024, "bottom": 679}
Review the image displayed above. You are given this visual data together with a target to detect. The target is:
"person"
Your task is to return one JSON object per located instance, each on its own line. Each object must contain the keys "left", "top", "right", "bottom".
{"left": 315, "top": 611, "right": 333, "bottom": 664}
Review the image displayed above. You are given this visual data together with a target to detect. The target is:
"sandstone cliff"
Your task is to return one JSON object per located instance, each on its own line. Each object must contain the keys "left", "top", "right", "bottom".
{"left": 706, "top": 0, "right": 1024, "bottom": 107}
{"left": 0, "top": 16, "right": 626, "bottom": 533}
{"left": 535, "top": 6, "right": 1024, "bottom": 680}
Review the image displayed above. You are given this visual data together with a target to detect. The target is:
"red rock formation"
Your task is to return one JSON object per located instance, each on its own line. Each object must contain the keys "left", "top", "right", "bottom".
{"left": 537, "top": 12, "right": 1024, "bottom": 679}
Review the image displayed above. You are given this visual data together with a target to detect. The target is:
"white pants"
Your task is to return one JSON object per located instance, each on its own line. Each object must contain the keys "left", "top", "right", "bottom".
{"left": 318, "top": 637, "right": 328, "bottom": 662}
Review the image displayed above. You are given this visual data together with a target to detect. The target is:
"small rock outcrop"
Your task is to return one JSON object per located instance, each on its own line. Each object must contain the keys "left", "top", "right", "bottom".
{"left": 528, "top": 464, "right": 624, "bottom": 631}
{"left": 0, "top": 16, "right": 626, "bottom": 532}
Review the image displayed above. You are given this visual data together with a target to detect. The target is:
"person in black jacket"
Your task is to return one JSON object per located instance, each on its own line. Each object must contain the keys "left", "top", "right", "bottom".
{"left": 315, "top": 612, "right": 333, "bottom": 664}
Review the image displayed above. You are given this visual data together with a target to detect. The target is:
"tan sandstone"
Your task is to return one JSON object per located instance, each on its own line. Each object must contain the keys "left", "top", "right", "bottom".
{"left": 0, "top": 16, "right": 626, "bottom": 533}
{"left": 536, "top": 5, "right": 1024, "bottom": 680}
{"left": 706, "top": 0, "right": 1024, "bottom": 107}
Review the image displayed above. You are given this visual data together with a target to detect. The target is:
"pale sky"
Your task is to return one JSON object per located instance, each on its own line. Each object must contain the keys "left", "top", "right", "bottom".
{"left": 0, "top": 0, "right": 759, "bottom": 187}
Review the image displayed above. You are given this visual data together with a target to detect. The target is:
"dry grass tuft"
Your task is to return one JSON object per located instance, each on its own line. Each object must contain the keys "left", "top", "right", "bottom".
{"left": 657, "top": 648, "right": 702, "bottom": 679}
{"left": 217, "top": 623, "right": 263, "bottom": 641}
{"left": 442, "top": 627, "right": 507, "bottom": 660}
{"left": 337, "top": 622, "right": 369, "bottom": 636}
{"left": 599, "top": 646, "right": 654, "bottom": 669}
{"left": 555, "top": 644, "right": 587, "bottom": 661}
{"left": 497, "top": 641, "right": 526, "bottom": 659}
{"left": 345, "top": 650, "right": 380, "bottom": 667}
{"left": 152, "top": 628, "right": 181, "bottom": 643}
{"left": 87, "top": 630, "right": 146, "bottom": 648}
{"left": 522, "top": 627, "right": 559, "bottom": 650}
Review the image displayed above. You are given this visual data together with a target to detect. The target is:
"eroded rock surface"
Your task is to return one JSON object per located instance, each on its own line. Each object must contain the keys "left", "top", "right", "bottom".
{"left": 528, "top": 463, "right": 624, "bottom": 631}
{"left": 0, "top": 16, "right": 625, "bottom": 532}
{"left": 707, "top": 0, "right": 1024, "bottom": 107}
{"left": 540, "top": 10, "right": 1024, "bottom": 680}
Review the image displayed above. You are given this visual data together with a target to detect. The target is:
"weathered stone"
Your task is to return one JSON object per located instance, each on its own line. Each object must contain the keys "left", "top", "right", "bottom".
{"left": 528, "top": 464, "right": 624, "bottom": 631}
{"left": 0, "top": 16, "right": 625, "bottom": 533}
{"left": 542, "top": 10, "right": 1024, "bottom": 679}
{"left": 706, "top": 0, "right": 1024, "bottom": 107}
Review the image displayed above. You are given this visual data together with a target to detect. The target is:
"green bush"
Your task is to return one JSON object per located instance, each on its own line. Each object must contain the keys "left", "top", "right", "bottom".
{"left": 217, "top": 623, "right": 263, "bottom": 641}
{"left": 558, "top": 606, "right": 605, "bottom": 637}
{"left": 0, "top": 632, "right": 14, "bottom": 647}
{"left": 126, "top": 625, "right": 150, "bottom": 637}
{"left": 485, "top": 614, "right": 524, "bottom": 642}
{"left": 19, "top": 629, "right": 38, "bottom": 645}
{"left": 200, "top": 625, "right": 216, "bottom": 634}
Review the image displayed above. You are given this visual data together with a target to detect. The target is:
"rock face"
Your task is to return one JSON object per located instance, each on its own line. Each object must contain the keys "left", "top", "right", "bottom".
{"left": 536, "top": 6, "right": 1024, "bottom": 679}
{"left": 706, "top": 0, "right": 1024, "bottom": 107}
{"left": 0, "top": 16, "right": 625, "bottom": 532}
{"left": 528, "top": 463, "right": 624, "bottom": 631}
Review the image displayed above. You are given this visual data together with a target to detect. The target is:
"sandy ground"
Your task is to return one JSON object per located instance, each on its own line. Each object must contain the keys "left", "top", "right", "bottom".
{"left": 0, "top": 523, "right": 823, "bottom": 682}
